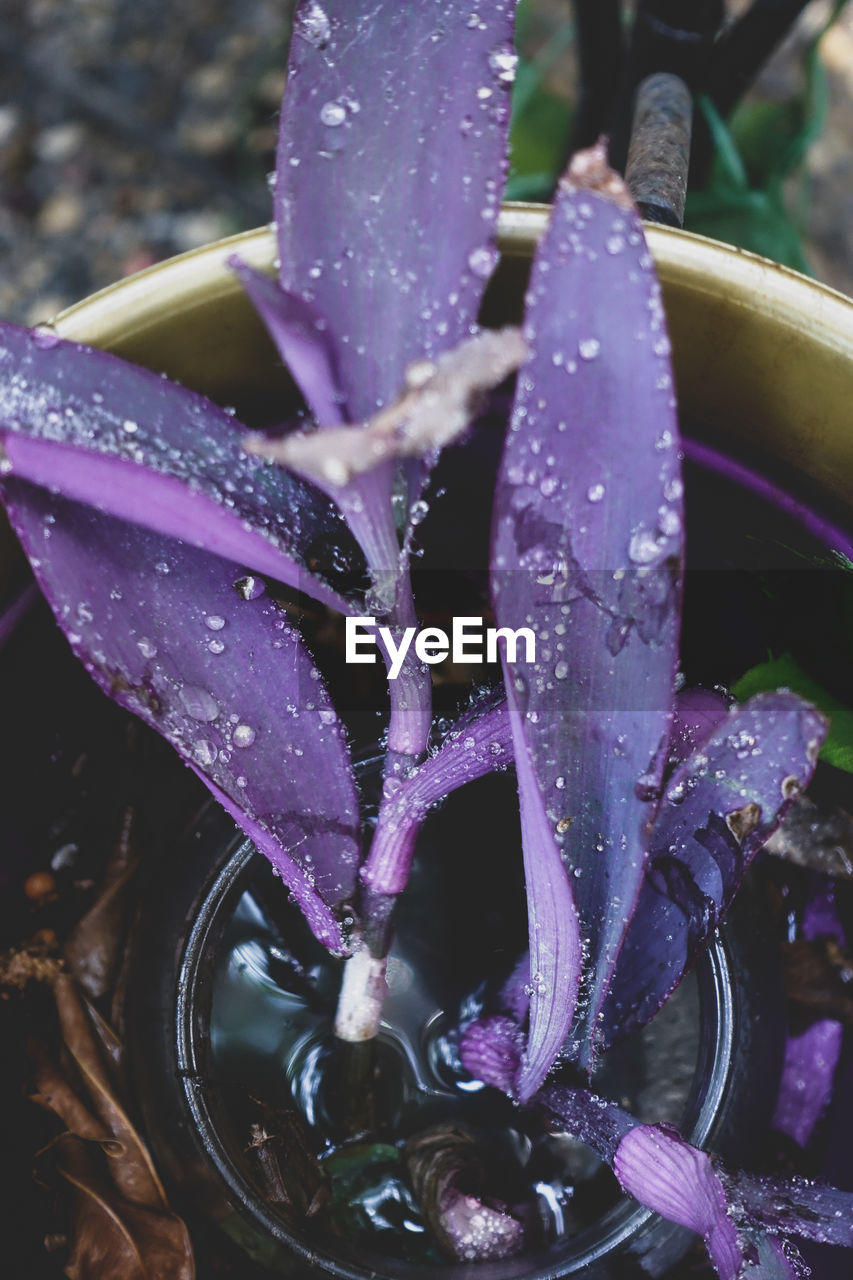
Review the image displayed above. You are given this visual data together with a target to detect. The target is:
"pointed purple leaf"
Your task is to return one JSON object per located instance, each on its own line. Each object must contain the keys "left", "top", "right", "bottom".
{"left": 276, "top": 0, "right": 517, "bottom": 421}
{"left": 773, "top": 882, "right": 845, "bottom": 1148}
{"left": 536, "top": 1084, "right": 636, "bottom": 1162}
{"left": 773, "top": 1019, "right": 843, "bottom": 1149}
{"left": 732, "top": 1171, "right": 853, "bottom": 1249}
{"left": 0, "top": 323, "right": 355, "bottom": 615}
{"left": 3, "top": 482, "right": 360, "bottom": 952}
{"left": 670, "top": 686, "right": 731, "bottom": 770}
{"left": 505, "top": 675, "right": 582, "bottom": 1102}
{"left": 491, "top": 147, "right": 683, "bottom": 1059}
{"left": 603, "top": 694, "right": 828, "bottom": 1046}
{"left": 361, "top": 689, "right": 512, "bottom": 896}
{"left": 229, "top": 256, "right": 345, "bottom": 424}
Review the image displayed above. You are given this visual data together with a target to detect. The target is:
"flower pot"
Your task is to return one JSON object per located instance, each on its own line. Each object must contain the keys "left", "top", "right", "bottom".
{"left": 127, "top": 790, "right": 780, "bottom": 1279}
{"left": 4, "top": 214, "right": 853, "bottom": 1274}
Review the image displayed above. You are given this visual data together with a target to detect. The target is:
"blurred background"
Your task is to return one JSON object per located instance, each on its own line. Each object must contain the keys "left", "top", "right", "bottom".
{"left": 0, "top": 0, "right": 852, "bottom": 328}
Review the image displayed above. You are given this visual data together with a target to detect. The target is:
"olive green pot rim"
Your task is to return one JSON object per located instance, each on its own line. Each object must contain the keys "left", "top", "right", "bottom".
{"left": 51, "top": 203, "right": 853, "bottom": 359}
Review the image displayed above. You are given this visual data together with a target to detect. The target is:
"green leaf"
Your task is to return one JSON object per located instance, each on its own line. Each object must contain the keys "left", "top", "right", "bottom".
{"left": 507, "top": 0, "right": 574, "bottom": 195}
{"left": 733, "top": 653, "right": 853, "bottom": 773}
{"left": 686, "top": 2, "right": 849, "bottom": 272}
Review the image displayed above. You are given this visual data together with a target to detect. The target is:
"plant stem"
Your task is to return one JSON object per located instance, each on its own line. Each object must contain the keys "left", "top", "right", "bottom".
{"left": 333, "top": 945, "right": 390, "bottom": 1042}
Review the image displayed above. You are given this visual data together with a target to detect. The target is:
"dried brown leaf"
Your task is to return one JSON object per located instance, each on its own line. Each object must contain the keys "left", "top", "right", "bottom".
{"left": 56, "top": 1135, "right": 194, "bottom": 1280}
{"left": 63, "top": 862, "right": 139, "bottom": 1000}
{"left": 63, "top": 807, "right": 140, "bottom": 1000}
{"left": 246, "top": 327, "right": 527, "bottom": 487}
{"left": 29, "top": 1036, "right": 113, "bottom": 1148}
{"left": 53, "top": 971, "right": 168, "bottom": 1210}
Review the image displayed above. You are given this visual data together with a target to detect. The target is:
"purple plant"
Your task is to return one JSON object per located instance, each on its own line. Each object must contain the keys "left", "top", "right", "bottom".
{"left": 0, "top": 1, "right": 851, "bottom": 1273}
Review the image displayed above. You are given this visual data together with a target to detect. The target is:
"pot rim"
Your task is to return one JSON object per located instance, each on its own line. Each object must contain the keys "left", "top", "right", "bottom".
{"left": 175, "top": 838, "right": 737, "bottom": 1280}
{"left": 47, "top": 207, "right": 853, "bottom": 514}
{"left": 50, "top": 207, "right": 853, "bottom": 356}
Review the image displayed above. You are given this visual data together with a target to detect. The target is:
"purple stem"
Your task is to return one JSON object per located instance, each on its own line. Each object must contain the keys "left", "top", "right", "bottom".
{"left": 0, "top": 580, "right": 39, "bottom": 652}
{"left": 685, "top": 437, "right": 853, "bottom": 563}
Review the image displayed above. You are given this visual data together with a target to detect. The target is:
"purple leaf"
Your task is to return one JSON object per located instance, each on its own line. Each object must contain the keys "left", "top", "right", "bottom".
{"left": 535, "top": 1084, "right": 636, "bottom": 1162}
{"left": 602, "top": 694, "right": 827, "bottom": 1046}
{"left": 732, "top": 1172, "right": 853, "bottom": 1249}
{"left": 773, "top": 1019, "right": 844, "bottom": 1149}
{"left": 277, "top": 0, "right": 518, "bottom": 423}
{"left": 670, "top": 686, "right": 730, "bottom": 770}
{"left": 228, "top": 256, "right": 344, "bottom": 424}
{"left": 361, "top": 689, "right": 512, "bottom": 896}
{"left": 3, "top": 482, "right": 360, "bottom": 952}
{"left": 773, "top": 882, "right": 845, "bottom": 1148}
{"left": 536, "top": 1087, "right": 830, "bottom": 1280}
{"left": 459, "top": 1015, "right": 523, "bottom": 1095}
{"left": 614, "top": 1125, "right": 743, "bottom": 1280}
{"left": 491, "top": 145, "right": 683, "bottom": 1061}
{"left": 0, "top": 323, "right": 356, "bottom": 615}
{"left": 504, "top": 676, "right": 582, "bottom": 1101}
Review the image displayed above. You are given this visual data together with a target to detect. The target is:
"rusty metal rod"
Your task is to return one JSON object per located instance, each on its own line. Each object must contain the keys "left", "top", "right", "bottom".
{"left": 609, "top": 0, "right": 723, "bottom": 171}
{"left": 624, "top": 72, "right": 693, "bottom": 228}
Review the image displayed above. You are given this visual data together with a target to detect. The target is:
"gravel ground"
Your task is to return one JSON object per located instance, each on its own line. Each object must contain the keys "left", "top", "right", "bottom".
{"left": 0, "top": 0, "right": 852, "bottom": 329}
{"left": 0, "top": 0, "right": 295, "bottom": 325}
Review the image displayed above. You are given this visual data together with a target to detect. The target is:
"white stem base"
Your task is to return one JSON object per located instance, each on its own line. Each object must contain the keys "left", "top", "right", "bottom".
{"left": 334, "top": 948, "right": 389, "bottom": 1042}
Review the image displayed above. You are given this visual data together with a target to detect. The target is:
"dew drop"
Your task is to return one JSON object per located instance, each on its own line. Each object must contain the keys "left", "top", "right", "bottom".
{"left": 467, "top": 245, "right": 496, "bottom": 279}
{"left": 578, "top": 337, "right": 600, "bottom": 361}
{"left": 320, "top": 100, "right": 346, "bottom": 128}
{"left": 295, "top": 1, "right": 331, "bottom": 48}
{"left": 233, "top": 724, "right": 256, "bottom": 749}
{"left": 193, "top": 739, "right": 217, "bottom": 767}
{"left": 488, "top": 42, "right": 518, "bottom": 85}
{"left": 629, "top": 527, "right": 662, "bottom": 564}
{"left": 658, "top": 506, "right": 681, "bottom": 537}
{"left": 180, "top": 685, "right": 219, "bottom": 722}
{"left": 605, "top": 235, "right": 625, "bottom": 256}
{"left": 234, "top": 575, "right": 265, "bottom": 600}
{"left": 208, "top": 639, "right": 225, "bottom": 655}
{"left": 32, "top": 325, "right": 60, "bottom": 349}
{"left": 554, "top": 661, "right": 569, "bottom": 680}
{"left": 587, "top": 483, "right": 605, "bottom": 503}
{"left": 205, "top": 615, "right": 226, "bottom": 631}
{"left": 137, "top": 637, "right": 158, "bottom": 659}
